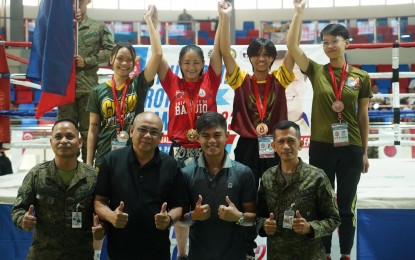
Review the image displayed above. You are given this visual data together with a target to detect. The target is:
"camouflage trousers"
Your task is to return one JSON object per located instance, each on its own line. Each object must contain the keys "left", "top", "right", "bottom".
{"left": 58, "top": 92, "right": 91, "bottom": 163}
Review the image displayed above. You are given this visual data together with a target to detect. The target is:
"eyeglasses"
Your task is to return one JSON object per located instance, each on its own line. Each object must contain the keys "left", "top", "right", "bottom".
{"left": 321, "top": 39, "right": 345, "bottom": 47}
{"left": 135, "top": 127, "right": 162, "bottom": 137}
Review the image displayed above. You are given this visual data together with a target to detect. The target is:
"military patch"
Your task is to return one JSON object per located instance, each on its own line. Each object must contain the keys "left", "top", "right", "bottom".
{"left": 14, "top": 197, "right": 22, "bottom": 206}
{"left": 347, "top": 76, "right": 360, "bottom": 89}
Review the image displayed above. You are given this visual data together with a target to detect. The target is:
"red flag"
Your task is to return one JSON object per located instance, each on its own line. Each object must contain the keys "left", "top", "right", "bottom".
{"left": 36, "top": 64, "right": 76, "bottom": 119}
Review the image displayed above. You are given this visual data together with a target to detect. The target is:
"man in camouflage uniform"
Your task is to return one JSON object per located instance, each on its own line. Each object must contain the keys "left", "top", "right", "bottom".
{"left": 58, "top": 0, "right": 114, "bottom": 162}
{"left": 256, "top": 120, "right": 340, "bottom": 260}
{"left": 11, "top": 119, "right": 103, "bottom": 260}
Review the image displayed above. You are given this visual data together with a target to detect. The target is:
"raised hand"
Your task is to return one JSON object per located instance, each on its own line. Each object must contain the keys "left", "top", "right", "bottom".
{"left": 264, "top": 213, "right": 277, "bottom": 236}
{"left": 191, "top": 195, "right": 211, "bottom": 221}
{"left": 92, "top": 214, "right": 105, "bottom": 240}
{"left": 154, "top": 202, "right": 171, "bottom": 230}
{"left": 292, "top": 210, "right": 311, "bottom": 234}
{"left": 218, "top": 196, "right": 240, "bottom": 222}
{"left": 218, "top": 1, "right": 232, "bottom": 16}
{"left": 112, "top": 201, "right": 128, "bottom": 228}
{"left": 22, "top": 205, "right": 37, "bottom": 231}
{"left": 144, "top": 5, "right": 158, "bottom": 27}
{"left": 293, "top": 0, "right": 306, "bottom": 11}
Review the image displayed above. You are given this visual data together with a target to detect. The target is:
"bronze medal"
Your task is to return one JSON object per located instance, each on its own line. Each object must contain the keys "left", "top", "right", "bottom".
{"left": 332, "top": 101, "right": 344, "bottom": 113}
{"left": 186, "top": 129, "right": 197, "bottom": 141}
{"left": 117, "top": 130, "right": 129, "bottom": 142}
{"left": 256, "top": 123, "right": 268, "bottom": 136}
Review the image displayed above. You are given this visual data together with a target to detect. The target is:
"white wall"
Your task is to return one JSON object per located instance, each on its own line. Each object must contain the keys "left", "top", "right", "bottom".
{"left": 20, "top": 4, "right": 415, "bottom": 66}
{"left": 23, "top": 4, "right": 415, "bottom": 30}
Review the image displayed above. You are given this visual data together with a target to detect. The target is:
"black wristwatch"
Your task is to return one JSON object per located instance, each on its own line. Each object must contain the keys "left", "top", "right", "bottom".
{"left": 168, "top": 215, "right": 174, "bottom": 227}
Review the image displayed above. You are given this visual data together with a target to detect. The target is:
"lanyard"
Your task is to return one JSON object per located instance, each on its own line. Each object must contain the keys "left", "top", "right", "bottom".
{"left": 110, "top": 76, "right": 132, "bottom": 134}
{"left": 183, "top": 79, "right": 202, "bottom": 131}
{"left": 328, "top": 62, "right": 348, "bottom": 120}
{"left": 252, "top": 74, "right": 271, "bottom": 124}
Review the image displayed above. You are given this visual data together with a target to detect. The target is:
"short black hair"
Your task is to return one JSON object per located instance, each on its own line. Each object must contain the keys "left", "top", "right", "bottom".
{"left": 273, "top": 120, "right": 301, "bottom": 140}
{"left": 52, "top": 118, "right": 79, "bottom": 133}
{"left": 196, "top": 112, "right": 227, "bottom": 133}
{"left": 247, "top": 38, "right": 277, "bottom": 70}
{"left": 320, "top": 24, "right": 350, "bottom": 41}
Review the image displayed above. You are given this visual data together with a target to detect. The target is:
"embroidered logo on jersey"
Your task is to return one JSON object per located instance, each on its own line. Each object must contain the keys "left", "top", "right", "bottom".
{"left": 347, "top": 76, "right": 360, "bottom": 89}
{"left": 199, "top": 89, "right": 206, "bottom": 98}
{"left": 240, "top": 48, "right": 249, "bottom": 63}
{"left": 176, "top": 90, "right": 185, "bottom": 99}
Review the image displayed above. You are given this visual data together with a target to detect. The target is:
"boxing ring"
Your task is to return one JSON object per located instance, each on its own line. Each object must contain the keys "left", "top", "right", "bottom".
{"left": 1, "top": 41, "right": 415, "bottom": 259}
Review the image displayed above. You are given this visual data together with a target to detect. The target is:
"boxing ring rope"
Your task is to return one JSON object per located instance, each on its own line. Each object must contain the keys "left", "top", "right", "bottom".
{"left": 1, "top": 41, "right": 415, "bottom": 150}
{"left": 347, "top": 42, "right": 415, "bottom": 147}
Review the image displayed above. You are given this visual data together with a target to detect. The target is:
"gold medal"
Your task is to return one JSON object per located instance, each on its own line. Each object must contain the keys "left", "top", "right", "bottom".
{"left": 186, "top": 129, "right": 197, "bottom": 141}
{"left": 332, "top": 101, "right": 344, "bottom": 113}
{"left": 117, "top": 130, "right": 129, "bottom": 142}
{"left": 256, "top": 123, "right": 268, "bottom": 136}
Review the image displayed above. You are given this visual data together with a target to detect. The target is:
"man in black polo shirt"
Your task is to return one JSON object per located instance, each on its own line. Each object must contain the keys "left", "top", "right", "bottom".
{"left": 94, "top": 112, "right": 187, "bottom": 260}
{"left": 180, "top": 112, "right": 257, "bottom": 260}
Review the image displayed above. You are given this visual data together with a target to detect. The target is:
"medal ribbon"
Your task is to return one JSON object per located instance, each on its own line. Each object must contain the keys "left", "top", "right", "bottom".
{"left": 252, "top": 74, "right": 271, "bottom": 125}
{"left": 328, "top": 62, "right": 349, "bottom": 120}
{"left": 111, "top": 76, "right": 132, "bottom": 134}
{"left": 183, "top": 78, "right": 202, "bottom": 132}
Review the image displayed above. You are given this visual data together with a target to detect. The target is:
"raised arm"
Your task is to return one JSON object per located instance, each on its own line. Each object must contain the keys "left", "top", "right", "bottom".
{"left": 143, "top": 5, "right": 163, "bottom": 83}
{"left": 219, "top": 1, "right": 236, "bottom": 77}
{"left": 208, "top": 1, "right": 224, "bottom": 75}
{"left": 157, "top": 6, "right": 170, "bottom": 82}
{"left": 286, "top": 0, "right": 309, "bottom": 72}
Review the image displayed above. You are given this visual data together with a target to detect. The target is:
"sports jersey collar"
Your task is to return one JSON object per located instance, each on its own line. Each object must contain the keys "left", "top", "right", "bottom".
{"left": 106, "top": 79, "right": 128, "bottom": 91}
{"left": 197, "top": 151, "right": 232, "bottom": 169}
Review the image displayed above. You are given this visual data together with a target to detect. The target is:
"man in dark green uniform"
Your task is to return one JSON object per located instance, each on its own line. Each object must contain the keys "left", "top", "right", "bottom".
{"left": 11, "top": 119, "right": 104, "bottom": 259}
{"left": 256, "top": 121, "right": 341, "bottom": 260}
{"left": 58, "top": 0, "right": 114, "bottom": 163}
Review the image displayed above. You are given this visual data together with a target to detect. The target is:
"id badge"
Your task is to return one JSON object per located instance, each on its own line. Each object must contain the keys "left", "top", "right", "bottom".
{"left": 331, "top": 123, "right": 349, "bottom": 147}
{"left": 111, "top": 139, "right": 127, "bottom": 151}
{"left": 258, "top": 135, "right": 274, "bottom": 158}
{"left": 282, "top": 210, "right": 295, "bottom": 229}
{"left": 72, "top": 212, "right": 82, "bottom": 228}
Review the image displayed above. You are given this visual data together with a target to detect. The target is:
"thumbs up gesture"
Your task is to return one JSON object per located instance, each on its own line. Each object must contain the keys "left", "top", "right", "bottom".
{"left": 22, "top": 205, "right": 37, "bottom": 231}
{"left": 264, "top": 212, "right": 277, "bottom": 236}
{"left": 218, "top": 196, "right": 240, "bottom": 222}
{"left": 154, "top": 202, "right": 172, "bottom": 230}
{"left": 191, "top": 195, "right": 211, "bottom": 221}
{"left": 92, "top": 214, "right": 105, "bottom": 240}
{"left": 292, "top": 210, "right": 311, "bottom": 234}
{"left": 112, "top": 201, "right": 128, "bottom": 228}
